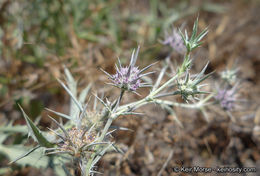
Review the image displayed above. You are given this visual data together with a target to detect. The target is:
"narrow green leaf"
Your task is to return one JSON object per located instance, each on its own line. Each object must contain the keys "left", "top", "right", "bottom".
{"left": 191, "top": 17, "right": 198, "bottom": 41}
{"left": 18, "top": 104, "right": 53, "bottom": 148}
{"left": 196, "top": 28, "right": 208, "bottom": 42}
{"left": 195, "top": 62, "right": 209, "bottom": 80}
{"left": 194, "top": 72, "right": 214, "bottom": 86}
{"left": 178, "top": 28, "right": 185, "bottom": 43}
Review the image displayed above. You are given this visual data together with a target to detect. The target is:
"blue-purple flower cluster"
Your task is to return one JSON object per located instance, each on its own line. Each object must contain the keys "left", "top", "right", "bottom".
{"left": 162, "top": 28, "right": 186, "bottom": 54}
{"left": 102, "top": 47, "right": 155, "bottom": 92}
{"left": 215, "top": 88, "right": 236, "bottom": 111}
{"left": 112, "top": 66, "right": 141, "bottom": 91}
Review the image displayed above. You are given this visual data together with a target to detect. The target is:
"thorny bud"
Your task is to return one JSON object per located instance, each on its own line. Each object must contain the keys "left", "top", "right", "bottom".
{"left": 102, "top": 47, "right": 155, "bottom": 92}
{"left": 177, "top": 74, "right": 198, "bottom": 101}
{"left": 177, "top": 63, "right": 211, "bottom": 101}
{"left": 162, "top": 28, "right": 186, "bottom": 54}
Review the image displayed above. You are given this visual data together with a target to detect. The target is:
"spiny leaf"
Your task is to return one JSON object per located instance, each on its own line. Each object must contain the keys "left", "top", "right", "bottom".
{"left": 47, "top": 115, "right": 70, "bottom": 139}
{"left": 93, "top": 94, "right": 111, "bottom": 113}
{"left": 79, "top": 83, "right": 92, "bottom": 104}
{"left": 191, "top": 17, "right": 199, "bottom": 41}
{"left": 0, "top": 144, "right": 48, "bottom": 168}
{"left": 9, "top": 145, "right": 41, "bottom": 164}
{"left": 18, "top": 104, "right": 53, "bottom": 148}
{"left": 64, "top": 67, "right": 79, "bottom": 119}
{"left": 112, "top": 143, "right": 124, "bottom": 155}
{"left": 139, "top": 62, "right": 158, "bottom": 75}
{"left": 45, "top": 108, "right": 72, "bottom": 120}
{"left": 194, "top": 71, "right": 214, "bottom": 86}
{"left": 196, "top": 27, "right": 208, "bottom": 42}
{"left": 57, "top": 78, "right": 83, "bottom": 112}
{"left": 64, "top": 66, "right": 75, "bottom": 86}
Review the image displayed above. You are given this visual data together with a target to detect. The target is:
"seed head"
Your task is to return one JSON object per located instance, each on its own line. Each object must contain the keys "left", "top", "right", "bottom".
{"left": 60, "top": 127, "right": 96, "bottom": 156}
{"left": 177, "top": 78, "right": 198, "bottom": 100}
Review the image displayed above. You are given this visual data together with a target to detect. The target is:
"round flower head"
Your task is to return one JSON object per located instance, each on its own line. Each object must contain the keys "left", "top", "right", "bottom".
{"left": 215, "top": 85, "right": 238, "bottom": 111}
{"left": 112, "top": 66, "right": 141, "bottom": 91}
{"left": 101, "top": 47, "right": 155, "bottom": 93}
{"left": 162, "top": 27, "right": 186, "bottom": 54}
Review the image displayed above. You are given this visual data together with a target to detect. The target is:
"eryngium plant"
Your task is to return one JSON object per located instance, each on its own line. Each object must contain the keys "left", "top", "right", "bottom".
{"left": 13, "top": 18, "right": 213, "bottom": 175}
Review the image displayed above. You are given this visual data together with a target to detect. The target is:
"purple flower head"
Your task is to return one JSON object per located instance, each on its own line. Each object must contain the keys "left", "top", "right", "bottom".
{"left": 112, "top": 66, "right": 141, "bottom": 91}
{"left": 162, "top": 28, "right": 186, "bottom": 54}
{"left": 101, "top": 47, "right": 155, "bottom": 92}
{"left": 215, "top": 86, "right": 238, "bottom": 111}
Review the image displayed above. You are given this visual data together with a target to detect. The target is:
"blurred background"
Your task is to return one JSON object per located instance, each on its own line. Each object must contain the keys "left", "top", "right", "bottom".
{"left": 0, "top": 0, "right": 259, "bottom": 175}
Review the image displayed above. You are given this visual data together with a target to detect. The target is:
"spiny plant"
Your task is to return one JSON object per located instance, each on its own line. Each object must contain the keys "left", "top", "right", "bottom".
{"left": 12, "top": 18, "right": 214, "bottom": 175}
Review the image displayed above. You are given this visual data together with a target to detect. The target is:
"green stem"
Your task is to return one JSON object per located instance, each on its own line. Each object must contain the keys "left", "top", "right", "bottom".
{"left": 111, "top": 90, "right": 125, "bottom": 110}
{"left": 115, "top": 74, "right": 180, "bottom": 116}
{"left": 100, "top": 117, "right": 113, "bottom": 141}
{"left": 149, "top": 74, "right": 179, "bottom": 97}
{"left": 178, "top": 51, "right": 190, "bottom": 75}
